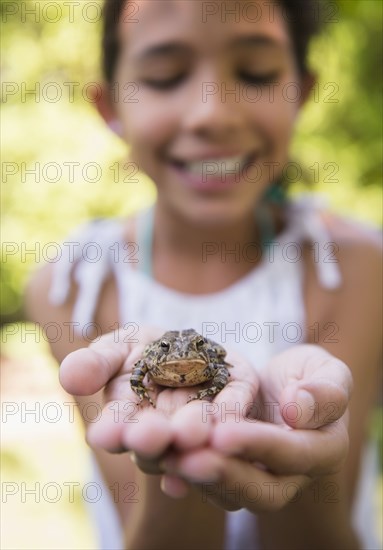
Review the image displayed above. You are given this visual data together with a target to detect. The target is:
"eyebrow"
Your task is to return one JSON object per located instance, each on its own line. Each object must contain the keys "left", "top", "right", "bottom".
{"left": 232, "top": 35, "right": 285, "bottom": 49}
{"left": 134, "top": 43, "right": 191, "bottom": 61}
{"left": 133, "top": 35, "right": 285, "bottom": 62}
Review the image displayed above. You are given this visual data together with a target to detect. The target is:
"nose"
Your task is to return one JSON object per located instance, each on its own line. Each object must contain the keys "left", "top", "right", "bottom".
{"left": 182, "top": 71, "right": 244, "bottom": 139}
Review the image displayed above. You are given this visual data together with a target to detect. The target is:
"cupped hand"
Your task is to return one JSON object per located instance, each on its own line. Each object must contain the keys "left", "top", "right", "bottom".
{"left": 59, "top": 327, "right": 259, "bottom": 477}
{"left": 161, "top": 344, "right": 352, "bottom": 511}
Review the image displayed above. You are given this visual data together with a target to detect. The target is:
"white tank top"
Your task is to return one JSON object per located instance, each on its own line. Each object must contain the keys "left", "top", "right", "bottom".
{"left": 49, "top": 194, "right": 380, "bottom": 549}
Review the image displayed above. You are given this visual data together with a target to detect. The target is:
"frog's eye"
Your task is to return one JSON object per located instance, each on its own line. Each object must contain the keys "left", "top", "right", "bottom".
{"left": 196, "top": 338, "right": 205, "bottom": 349}
{"left": 160, "top": 340, "right": 170, "bottom": 352}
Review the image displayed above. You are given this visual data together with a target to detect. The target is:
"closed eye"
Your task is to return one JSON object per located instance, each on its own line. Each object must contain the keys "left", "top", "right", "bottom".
{"left": 238, "top": 70, "right": 281, "bottom": 85}
{"left": 142, "top": 74, "right": 186, "bottom": 90}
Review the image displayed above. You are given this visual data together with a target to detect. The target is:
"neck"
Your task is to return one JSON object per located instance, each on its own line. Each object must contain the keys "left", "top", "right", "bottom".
{"left": 153, "top": 202, "right": 261, "bottom": 263}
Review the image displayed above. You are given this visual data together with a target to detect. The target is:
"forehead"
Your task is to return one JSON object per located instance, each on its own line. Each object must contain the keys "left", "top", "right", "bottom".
{"left": 118, "top": 0, "right": 291, "bottom": 56}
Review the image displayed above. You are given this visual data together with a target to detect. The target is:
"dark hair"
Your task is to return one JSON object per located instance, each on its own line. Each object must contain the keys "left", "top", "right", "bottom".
{"left": 101, "top": 0, "right": 331, "bottom": 83}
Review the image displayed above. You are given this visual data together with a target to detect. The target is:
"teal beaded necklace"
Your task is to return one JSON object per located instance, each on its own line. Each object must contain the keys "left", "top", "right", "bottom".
{"left": 256, "top": 181, "right": 289, "bottom": 251}
{"left": 138, "top": 181, "right": 288, "bottom": 277}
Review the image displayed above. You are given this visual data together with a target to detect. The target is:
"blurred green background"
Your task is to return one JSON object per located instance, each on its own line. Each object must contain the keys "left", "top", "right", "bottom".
{"left": 1, "top": 0, "right": 382, "bottom": 323}
{"left": 1, "top": 1, "right": 382, "bottom": 548}
{"left": 1, "top": 0, "right": 382, "bottom": 322}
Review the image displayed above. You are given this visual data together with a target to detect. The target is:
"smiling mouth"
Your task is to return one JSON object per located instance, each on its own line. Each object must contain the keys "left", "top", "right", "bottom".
{"left": 168, "top": 151, "right": 260, "bottom": 189}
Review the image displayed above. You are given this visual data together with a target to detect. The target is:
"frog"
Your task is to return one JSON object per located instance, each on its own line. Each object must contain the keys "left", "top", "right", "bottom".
{"left": 130, "top": 329, "right": 231, "bottom": 407}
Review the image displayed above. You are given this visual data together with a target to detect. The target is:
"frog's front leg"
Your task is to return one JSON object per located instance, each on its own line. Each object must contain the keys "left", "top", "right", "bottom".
{"left": 188, "top": 363, "right": 230, "bottom": 402}
{"left": 130, "top": 360, "right": 155, "bottom": 407}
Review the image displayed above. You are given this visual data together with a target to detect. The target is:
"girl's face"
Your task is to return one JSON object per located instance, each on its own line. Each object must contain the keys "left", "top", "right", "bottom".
{"left": 114, "top": 0, "right": 305, "bottom": 226}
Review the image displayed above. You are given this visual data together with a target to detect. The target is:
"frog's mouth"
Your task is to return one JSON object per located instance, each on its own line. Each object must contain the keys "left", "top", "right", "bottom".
{"left": 163, "top": 359, "right": 206, "bottom": 374}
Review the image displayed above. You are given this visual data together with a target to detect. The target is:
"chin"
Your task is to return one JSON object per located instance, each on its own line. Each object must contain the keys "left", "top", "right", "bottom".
{"left": 171, "top": 194, "right": 257, "bottom": 228}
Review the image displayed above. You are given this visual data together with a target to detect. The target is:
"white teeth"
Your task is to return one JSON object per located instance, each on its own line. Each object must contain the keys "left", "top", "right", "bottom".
{"left": 186, "top": 155, "right": 247, "bottom": 176}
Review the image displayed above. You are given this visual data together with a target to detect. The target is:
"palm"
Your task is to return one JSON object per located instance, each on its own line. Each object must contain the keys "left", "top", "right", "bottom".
{"left": 102, "top": 348, "right": 259, "bottom": 454}
{"left": 60, "top": 328, "right": 259, "bottom": 456}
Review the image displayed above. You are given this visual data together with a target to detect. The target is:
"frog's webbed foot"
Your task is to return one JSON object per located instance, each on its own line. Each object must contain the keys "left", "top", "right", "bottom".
{"left": 130, "top": 361, "right": 156, "bottom": 407}
{"left": 135, "top": 387, "right": 156, "bottom": 407}
{"left": 187, "top": 364, "right": 230, "bottom": 402}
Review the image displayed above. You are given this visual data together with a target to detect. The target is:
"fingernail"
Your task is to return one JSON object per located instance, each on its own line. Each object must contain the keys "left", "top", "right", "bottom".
{"left": 297, "top": 390, "right": 316, "bottom": 422}
{"left": 159, "top": 457, "right": 177, "bottom": 472}
{"left": 296, "top": 389, "right": 316, "bottom": 418}
{"left": 128, "top": 451, "right": 137, "bottom": 464}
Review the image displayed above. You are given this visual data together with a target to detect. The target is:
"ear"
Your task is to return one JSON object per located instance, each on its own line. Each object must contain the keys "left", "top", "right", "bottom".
{"left": 91, "top": 82, "right": 124, "bottom": 138}
{"left": 299, "top": 71, "right": 317, "bottom": 108}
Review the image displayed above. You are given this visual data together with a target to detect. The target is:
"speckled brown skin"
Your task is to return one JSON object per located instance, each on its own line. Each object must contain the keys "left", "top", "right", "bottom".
{"left": 130, "top": 329, "right": 231, "bottom": 406}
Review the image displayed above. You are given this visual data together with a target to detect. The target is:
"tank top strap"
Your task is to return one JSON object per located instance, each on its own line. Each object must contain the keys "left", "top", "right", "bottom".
{"left": 135, "top": 201, "right": 285, "bottom": 278}
{"left": 286, "top": 193, "right": 342, "bottom": 289}
{"left": 135, "top": 206, "right": 154, "bottom": 278}
{"left": 134, "top": 194, "right": 343, "bottom": 291}
{"left": 48, "top": 218, "right": 124, "bottom": 334}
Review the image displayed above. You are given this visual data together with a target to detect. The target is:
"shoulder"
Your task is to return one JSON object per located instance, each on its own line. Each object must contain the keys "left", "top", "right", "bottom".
{"left": 318, "top": 214, "right": 382, "bottom": 481}
{"left": 321, "top": 211, "right": 382, "bottom": 292}
{"left": 324, "top": 213, "right": 382, "bottom": 344}
{"left": 24, "top": 216, "right": 136, "bottom": 362}
{"left": 24, "top": 262, "right": 85, "bottom": 362}
{"left": 321, "top": 208, "right": 381, "bottom": 247}
{"left": 303, "top": 206, "right": 382, "bottom": 291}
{"left": 25, "top": 261, "right": 71, "bottom": 323}
{"left": 304, "top": 210, "right": 382, "bottom": 360}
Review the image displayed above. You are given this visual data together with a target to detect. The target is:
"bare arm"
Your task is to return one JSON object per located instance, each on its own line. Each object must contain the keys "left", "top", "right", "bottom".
{"left": 24, "top": 263, "right": 226, "bottom": 550}
{"left": 257, "top": 227, "right": 382, "bottom": 549}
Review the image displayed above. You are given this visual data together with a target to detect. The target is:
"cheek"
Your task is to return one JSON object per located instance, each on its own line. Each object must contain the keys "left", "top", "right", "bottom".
{"left": 119, "top": 93, "right": 178, "bottom": 158}
{"left": 252, "top": 84, "right": 300, "bottom": 160}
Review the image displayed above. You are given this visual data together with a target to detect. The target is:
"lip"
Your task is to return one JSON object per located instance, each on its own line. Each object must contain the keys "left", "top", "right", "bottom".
{"left": 170, "top": 150, "right": 249, "bottom": 163}
{"left": 168, "top": 150, "right": 260, "bottom": 191}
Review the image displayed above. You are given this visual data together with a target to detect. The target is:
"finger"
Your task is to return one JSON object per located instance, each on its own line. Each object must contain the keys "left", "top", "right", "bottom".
{"left": 210, "top": 350, "right": 259, "bottom": 418}
{"left": 130, "top": 452, "right": 165, "bottom": 475}
{"left": 86, "top": 399, "right": 140, "bottom": 452}
{"left": 59, "top": 330, "right": 132, "bottom": 395}
{"left": 209, "top": 459, "right": 310, "bottom": 512}
{"left": 170, "top": 401, "right": 212, "bottom": 450}
{"left": 280, "top": 380, "right": 349, "bottom": 429}
{"left": 122, "top": 409, "right": 173, "bottom": 458}
{"left": 211, "top": 418, "right": 349, "bottom": 476}
{"left": 206, "top": 459, "right": 309, "bottom": 512}
{"left": 60, "top": 326, "right": 164, "bottom": 396}
{"left": 168, "top": 358, "right": 258, "bottom": 450}
{"left": 262, "top": 345, "right": 353, "bottom": 428}
{"left": 162, "top": 449, "right": 310, "bottom": 512}
{"left": 161, "top": 448, "right": 223, "bottom": 483}
{"left": 86, "top": 399, "right": 173, "bottom": 457}
{"left": 278, "top": 347, "right": 353, "bottom": 429}
{"left": 160, "top": 475, "right": 191, "bottom": 498}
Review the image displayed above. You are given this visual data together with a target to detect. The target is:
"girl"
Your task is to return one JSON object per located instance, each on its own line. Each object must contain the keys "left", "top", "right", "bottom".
{"left": 26, "top": 1, "right": 382, "bottom": 548}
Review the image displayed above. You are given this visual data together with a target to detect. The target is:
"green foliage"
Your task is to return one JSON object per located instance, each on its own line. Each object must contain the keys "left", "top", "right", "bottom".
{"left": 291, "top": 0, "right": 383, "bottom": 219}
{"left": 1, "top": 0, "right": 382, "bottom": 320}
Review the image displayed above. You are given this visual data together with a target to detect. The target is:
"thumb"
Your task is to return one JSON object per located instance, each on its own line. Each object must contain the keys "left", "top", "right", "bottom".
{"left": 280, "top": 379, "right": 351, "bottom": 429}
